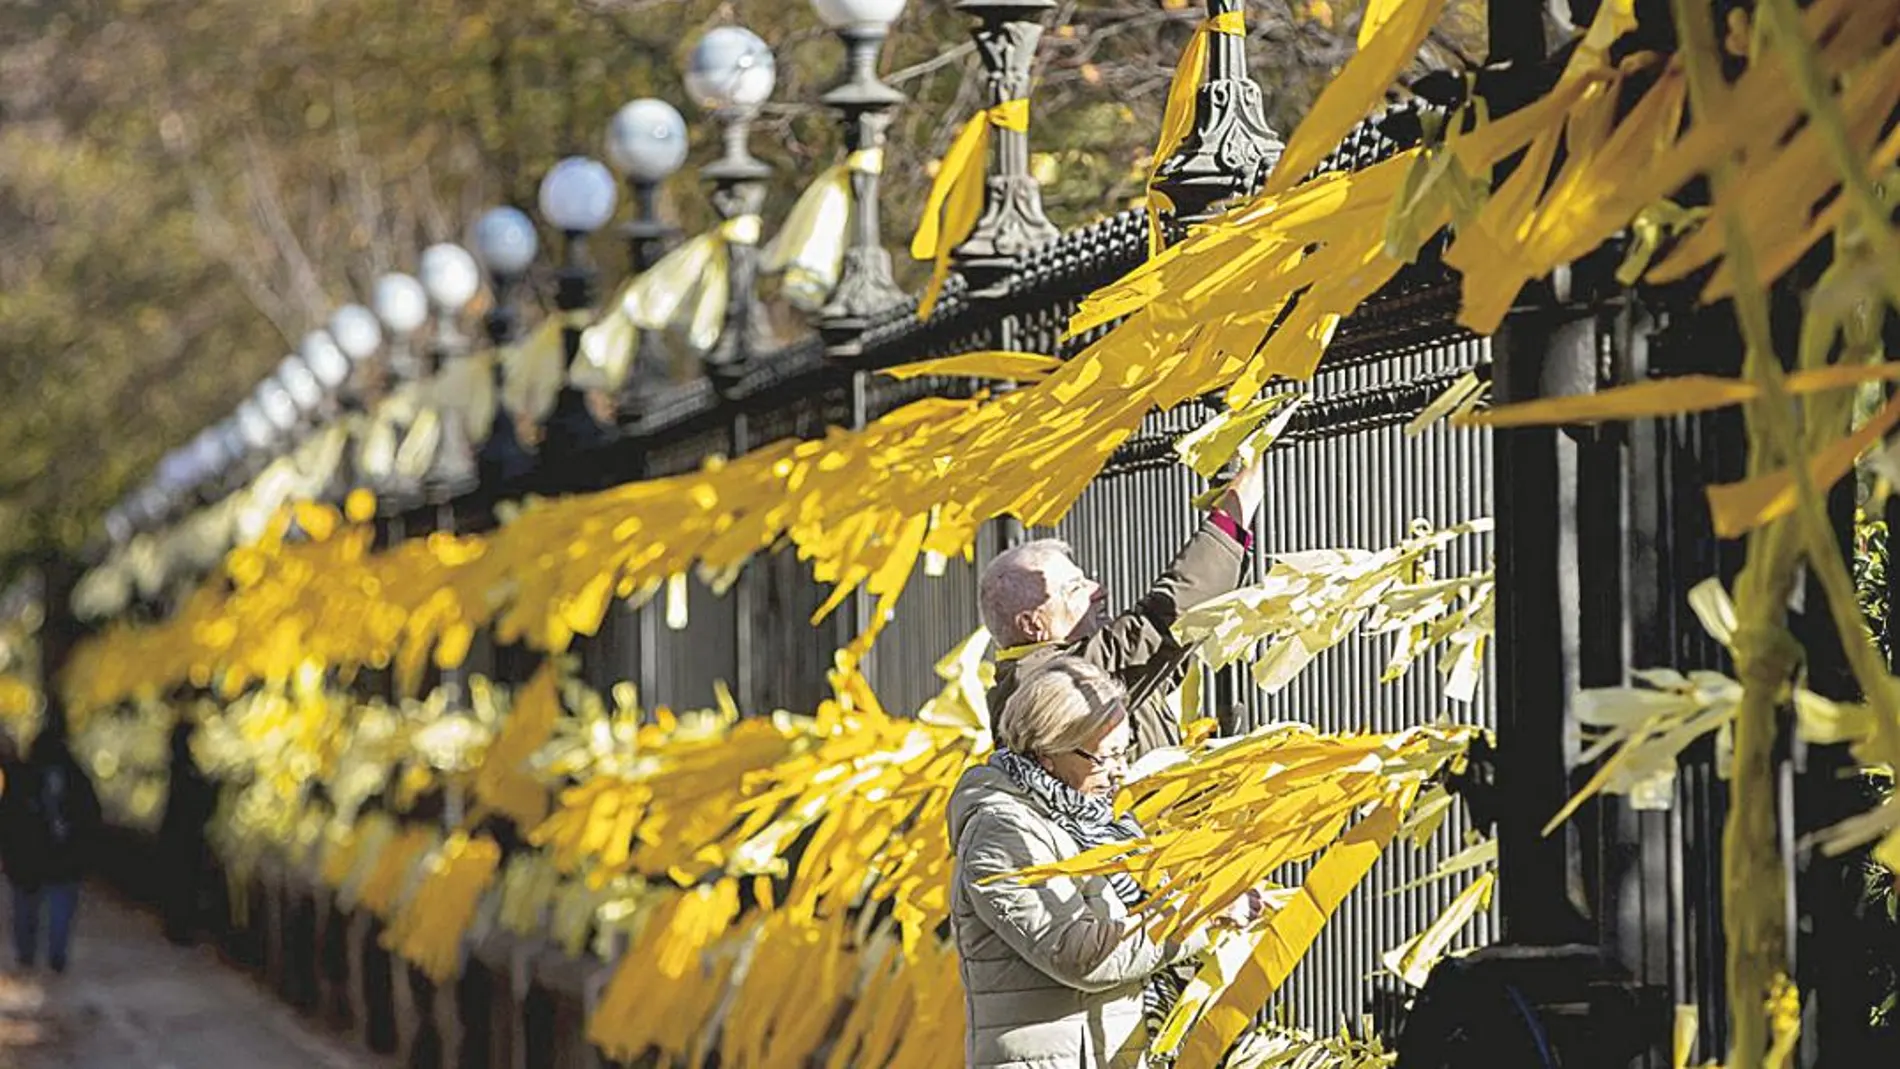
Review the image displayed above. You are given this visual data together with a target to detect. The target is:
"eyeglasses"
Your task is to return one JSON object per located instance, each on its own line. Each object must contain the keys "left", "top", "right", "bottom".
{"left": 1055, "top": 572, "right": 1097, "bottom": 601}
{"left": 1071, "top": 744, "right": 1129, "bottom": 768}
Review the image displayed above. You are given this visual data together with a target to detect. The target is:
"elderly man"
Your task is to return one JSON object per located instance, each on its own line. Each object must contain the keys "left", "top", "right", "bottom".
{"left": 980, "top": 457, "right": 1263, "bottom": 758}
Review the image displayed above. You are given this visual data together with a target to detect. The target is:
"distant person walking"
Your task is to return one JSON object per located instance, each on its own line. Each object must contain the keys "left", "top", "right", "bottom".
{"left": 0, "top": 727, "right": 101, "bottom": 973}
{"left": 158, "top": 718, "right": 216, "bottom": 945}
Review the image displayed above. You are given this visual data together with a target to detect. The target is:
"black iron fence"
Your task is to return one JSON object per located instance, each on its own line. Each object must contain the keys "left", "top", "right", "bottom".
{"left": 431, "top": 179, "right": 1500, "bottom": 1041}
{"left": 110, "top": 134, "right": 1820, "bottom": 1069}
{"left": 124, "top": 75, "right": 1900, "bottom": 1069}
{"left": 78, "top": 2, "right": 1900, "bottom": 1062}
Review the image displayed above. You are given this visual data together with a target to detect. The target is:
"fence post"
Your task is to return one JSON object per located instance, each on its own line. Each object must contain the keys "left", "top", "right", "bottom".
{"left": 732, "top": 411, "right": 757, "bottom": 713}
{"left": 1490, "top": 309, "right": 1594, "bottom": 947}
{"left": 951, "top": 0, "right": 1059, "bottom": 295}
{"left": 1150, "top": 0, "right": 1283, "bottom": 226}
{"left": 347, "top": 909, "right": 374, "bottom": 1050}
{"left": 842, "top": 371, "right": 872, "bottom": 662}
{"left": 703, "top": 116, "right": 772, "bottom": 398}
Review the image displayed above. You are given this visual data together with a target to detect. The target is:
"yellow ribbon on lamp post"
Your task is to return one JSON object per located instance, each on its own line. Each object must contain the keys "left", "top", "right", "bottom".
{"left": 909, "top": 99, "right": 1030, "bottom": 320}
{"left": 500, "top": 312, "right": 589, "bottom": 425}
{"left": 761, "top": 148, "right": 882, "bottom": 312}
{"left": 574, "top": 213, "right": 765, "bottom": 391}
{"left": 1145, "top": 10, "right": 1248, "bottom": 257}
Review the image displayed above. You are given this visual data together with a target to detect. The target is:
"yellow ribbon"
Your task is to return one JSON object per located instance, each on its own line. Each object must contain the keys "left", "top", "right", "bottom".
{"left": 765, "top": 157, "right": 856, "bottom": 311}
{"left": 1145, "top": 11, "right": 1247, "bottom": 257}
{"left": 503, "top": 312, "right": 586, "bottom": 422}
{"left": 994, "top": 641, "right": 1053, "bottom": 663}
{"left": 910, "top": 98, "right": 1030, "bottom": 320}
{"left": 718, "top": 213, "right": 762, "bottom": 246}
{"left": 577, "top": 213, "right": 762, "bottom": 374}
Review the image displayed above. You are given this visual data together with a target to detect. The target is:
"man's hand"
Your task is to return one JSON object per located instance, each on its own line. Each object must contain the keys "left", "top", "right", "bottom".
{"left": 1212, "top": 886, "right": 1270, "bottom": 931}
{"left": 1221, "top": 454, "right": 1265, "bottom": 521}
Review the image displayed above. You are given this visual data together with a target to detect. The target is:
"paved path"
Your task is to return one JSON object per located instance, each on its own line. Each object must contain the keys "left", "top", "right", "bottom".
{"left": 0, "top": 885, "right": 383, "bottom": 1069}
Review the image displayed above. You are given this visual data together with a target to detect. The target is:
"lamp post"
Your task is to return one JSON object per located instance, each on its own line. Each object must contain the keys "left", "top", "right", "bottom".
{"left": 246, "top": 377, "right": 299, "bottom": 520}
{"left": 370, "top": 271, "right": 431, "bottom": 509}
{"left": 103, "top": 505, "right": 132, "bottom": 547}
{"left": 604, "top": 97, "right": 689, "bottom": 420}
{"left": 255, "top": 377, "right": 302, "bottom": 451}
{"left": 300, "top": 330, "right": 353, "bottom": 398}
{"left": 276, "top": 355, "right": 324, "bottom": 420}
{"left": 950, "top": 0, "right": 1059, "bottom": 293}
{"left": 813, "top": 0, "right": 908, "bottom": 357}
{"left": 229, "top": 398, "right": 274, "bottom": 494}
{"left": 272, "top": 357, "right": 323, "bottom": 488}
{"left": 418, "top": 241, "right": 483, "bottom": 503}
{"left": 472, "top": 205, "right": 540, "bottom": 489}
{"left": 537, "top": 156, "right": 620, "bottom": 478}
{"left": 154, "top": 448, "right": 196, "bottom": 507}
{"left": 182, "top": 429, "right": 231, "bottom": 511}
{"left": 372, "top": 273, "right": 430, "bottom": 383}
{"left": 1150, "top": 0, "right": 1281, "bottom": 229}
{"left": 206, "top": 418, "right": 248, "bottom": 499}
{"left": 327, "top": 304, "right": 384, "bottom": 405}
{"left": 130, "top": 484, "right": 171, "bottom": 535}
{"left": 236, "top": 398, "right": 276, "bottom": 458}
{"left": 312, "top": 315, "right": 379, "bottom": 502}
{"left": 686, "top": 26, "right": 775, "bottom": 398}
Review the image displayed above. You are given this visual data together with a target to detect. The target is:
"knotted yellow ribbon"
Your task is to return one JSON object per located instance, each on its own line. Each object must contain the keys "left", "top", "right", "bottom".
{"left": 1145, "top": 11, "right": 1247, "bottom": 257}
{"left": 575, "top": 214, "right": 763, "bottom": 386}
{"left": 910, "top": 99, "right": 1030, "bottom": 320}
{"left": 762, "top": 149, "right": 879, "bottom": 311}
{"left": 503, "top": 311, "right": 587, "bottom": 422}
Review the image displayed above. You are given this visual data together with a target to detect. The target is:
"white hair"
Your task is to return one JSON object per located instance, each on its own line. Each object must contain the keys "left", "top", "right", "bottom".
{"left": 997, "top": 656, "right": 1127, "bottom": 757}
{"left": 978, "top": 538, "right": 1074, "bottom": 645}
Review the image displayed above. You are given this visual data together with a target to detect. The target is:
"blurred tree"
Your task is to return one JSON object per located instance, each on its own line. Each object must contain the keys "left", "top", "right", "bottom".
{"left": 0, "top": 0, "right": 1479, "bottom": 576}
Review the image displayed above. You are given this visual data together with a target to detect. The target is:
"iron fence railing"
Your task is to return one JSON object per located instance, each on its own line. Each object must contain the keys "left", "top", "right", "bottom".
{"left": 529, "top": 220, "right": 1500, "bottom": 1032}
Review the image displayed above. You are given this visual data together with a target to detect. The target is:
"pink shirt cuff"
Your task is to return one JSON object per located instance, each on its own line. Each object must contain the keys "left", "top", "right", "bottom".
{"left": 1210, "top": 508, "right": 1254, "bottom": 553}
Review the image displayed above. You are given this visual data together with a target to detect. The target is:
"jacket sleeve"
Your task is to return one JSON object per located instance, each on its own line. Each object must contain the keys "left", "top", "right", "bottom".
{"left": 1078, "top": 517, "right": 1246, "bottom": 677}
{"left": 956, "top": 804, "right": 1195, "bottom": 993}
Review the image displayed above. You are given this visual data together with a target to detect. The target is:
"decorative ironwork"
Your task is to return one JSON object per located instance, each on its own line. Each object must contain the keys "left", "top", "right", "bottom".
{"left": 818, "top": 26, "right": 908, "bottom": 358}
{"left": 702, "top": 118, "right": 772, "bottom": 398}
{"left": 375, "top": 330, "right": 426, "bottom": 514}
{"left": 951, "top": 0, "right": 1059, "bottom": 295}
{"left": 423, "top": 310, "right": 478, "bottom": 504}
{"left": 539, "top": 231, "right": 614, "bottom": 482}
{"left": 614, "top": 180, "right": 679, "bottom": 424}
{"left": 1151, "top": 0, "right": 1283, "bottom": 227}
{"left": 475, "top": 269, "right": 535, "bottom": 489}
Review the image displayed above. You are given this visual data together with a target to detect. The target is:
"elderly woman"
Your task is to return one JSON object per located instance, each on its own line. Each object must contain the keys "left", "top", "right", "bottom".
{"left": 948, "top": 656, "right": 1257, "bottom": 1069}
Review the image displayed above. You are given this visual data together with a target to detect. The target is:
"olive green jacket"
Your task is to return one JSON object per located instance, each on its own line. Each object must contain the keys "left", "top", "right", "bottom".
{"left": 987, "top": 518, "right": 1247, "bottom": 758}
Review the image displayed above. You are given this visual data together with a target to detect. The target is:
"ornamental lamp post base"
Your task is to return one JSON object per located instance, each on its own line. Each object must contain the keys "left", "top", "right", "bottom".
{"left": 1150, "top": 85, "right": 1282, "bottom": 225}
{"left": 702, "top": 130, "right": 771, "bottom": 401}
{"left": 1149, "top": 0, "right": 1283, "bottom": 230}
{"left": 952, "top": 175, "right": 1058, "bottom": 297}
{"left": 950, "top": 0, "right": 1061, "bottom": 297}
{"left": 818, "top": 245, "right": 906, "bottom": 359}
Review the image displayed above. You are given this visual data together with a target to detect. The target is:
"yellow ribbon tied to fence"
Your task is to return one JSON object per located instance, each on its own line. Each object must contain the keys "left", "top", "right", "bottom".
{"left": 1146, "top": 10, "right": 1247, "bottom": 256}
{"left": 910, "top": 99, "right": 1029, "bottom": 320}
{"left": 762, "top": 148, "right": 879, "bottom": 311}
{"left": 577, "top": 215, "right": 762, "bottom": 385}
{"left": 501, "top": 313, "right": 581, "bottom": 424}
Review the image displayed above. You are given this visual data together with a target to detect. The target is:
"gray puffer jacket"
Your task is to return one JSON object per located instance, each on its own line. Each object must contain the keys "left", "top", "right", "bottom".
{"left": 947, "top": 765, "right": 1207, "bottom": 1069}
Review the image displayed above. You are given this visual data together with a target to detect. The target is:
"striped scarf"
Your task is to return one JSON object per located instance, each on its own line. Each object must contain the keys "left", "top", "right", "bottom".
{"left": 989, "top": 749, "right": 1183, "bottom": 1034}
